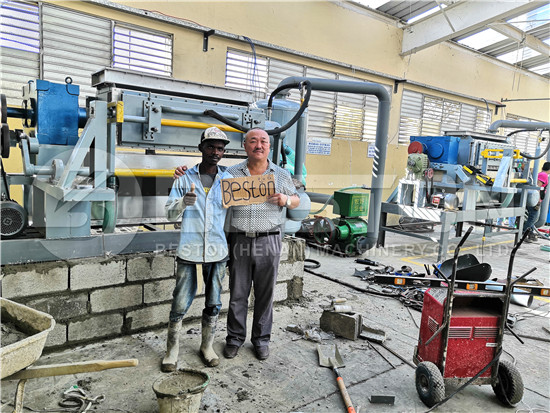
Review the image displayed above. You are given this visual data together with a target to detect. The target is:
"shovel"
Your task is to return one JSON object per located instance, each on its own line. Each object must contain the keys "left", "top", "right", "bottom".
{"left": 317, "top": 344, "right": 356, "bottom": 413}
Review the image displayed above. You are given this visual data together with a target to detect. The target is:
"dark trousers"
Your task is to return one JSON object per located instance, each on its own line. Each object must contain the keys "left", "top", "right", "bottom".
{"left": 226, "top": 233, "right": 282, "bottom": 348}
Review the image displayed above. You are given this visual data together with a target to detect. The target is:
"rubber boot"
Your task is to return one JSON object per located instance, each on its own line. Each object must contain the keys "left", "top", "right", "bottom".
{"left": 200, "top": 314, "right": 219, "bottom": 367}
{"left": 161, "top": 320, "right": 182, "bottom": 372}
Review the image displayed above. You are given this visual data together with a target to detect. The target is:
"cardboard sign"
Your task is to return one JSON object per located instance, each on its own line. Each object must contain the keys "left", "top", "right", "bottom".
{"left": 221, "top": 174, "right": 276, "bottom": 207}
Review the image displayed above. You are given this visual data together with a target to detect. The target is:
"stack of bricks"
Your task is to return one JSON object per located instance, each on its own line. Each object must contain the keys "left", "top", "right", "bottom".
{"left": 1, "top": 237, "right": 305, "bottom": 349}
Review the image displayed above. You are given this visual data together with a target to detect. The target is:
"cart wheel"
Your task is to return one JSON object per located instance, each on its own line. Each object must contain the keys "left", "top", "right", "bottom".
{"left": 492, "top": 360, "right": 524, "bottom": 407}
{"left": 416, "top": 361, "right": 445, "bottom": 407}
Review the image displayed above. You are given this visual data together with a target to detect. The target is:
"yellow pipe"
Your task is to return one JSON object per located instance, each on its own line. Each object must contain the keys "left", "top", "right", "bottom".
{"left": 161, "top": 119, "right": 242, "bottom": 133}
{"left": 115, "top": 168, "right": 175, "bottom": 178}
{"left": 510, "top": 179, "right": 528, "bottom": 183}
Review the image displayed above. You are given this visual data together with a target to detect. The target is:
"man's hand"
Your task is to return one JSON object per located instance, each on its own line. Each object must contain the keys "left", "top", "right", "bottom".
{"left": 183, "top": 183, "right": 197, "bottom": 206}
{"left": 173, "top": 165, "right": 188, "bottom": 180}
{"left": 267, "top": 193, "right": 289, "bottom": 207}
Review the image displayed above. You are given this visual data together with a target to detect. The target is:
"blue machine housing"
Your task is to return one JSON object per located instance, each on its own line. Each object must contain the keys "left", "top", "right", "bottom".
{"left": 25, "top": 79, "right": 81, "bottom": 145}
{"left": 410, "top": 135, "right": 461, "bottom": 164}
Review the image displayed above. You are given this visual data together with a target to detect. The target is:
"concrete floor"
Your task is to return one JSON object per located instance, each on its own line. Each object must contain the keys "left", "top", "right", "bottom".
{"left": 2, "top": 228, "right": 549, "bottom": 413}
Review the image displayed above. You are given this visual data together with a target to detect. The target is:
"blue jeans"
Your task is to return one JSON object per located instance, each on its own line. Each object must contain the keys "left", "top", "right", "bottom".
{"left": 524, "top": 205, "right": 540, "bottom": 233}
{"left": 169, "top": 261, "right": 226, "bottom": 322}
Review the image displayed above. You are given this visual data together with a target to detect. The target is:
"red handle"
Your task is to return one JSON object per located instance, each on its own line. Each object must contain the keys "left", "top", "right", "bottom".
{"left": 336, "top": 376, "right": 356, "bottom": 413}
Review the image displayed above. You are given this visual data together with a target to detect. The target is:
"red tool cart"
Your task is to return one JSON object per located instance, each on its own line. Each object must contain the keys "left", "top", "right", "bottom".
{"left": 374, "top": 227, "right": 549, "bottom": 408}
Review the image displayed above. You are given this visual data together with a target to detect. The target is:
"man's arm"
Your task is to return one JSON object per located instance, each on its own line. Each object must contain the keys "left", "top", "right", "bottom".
{"left": 165, "top": 179, "right": 197, "bottom": 221}
{"left": 266, "top": 169, "right": 300, "bottom": 209}
{"left": 173, "top": 165, "right": 188, "bottom": 179}
{"left": 267, "top": 193, "right": 300, "bottom": 209}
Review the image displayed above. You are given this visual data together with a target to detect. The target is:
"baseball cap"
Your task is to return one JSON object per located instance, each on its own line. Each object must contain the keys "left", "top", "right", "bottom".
{"left": 201, "top": 127, "right": 230, "bottom": 145}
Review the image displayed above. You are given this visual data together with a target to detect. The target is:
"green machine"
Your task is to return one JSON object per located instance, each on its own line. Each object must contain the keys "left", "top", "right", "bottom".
{"left": 313, "top": 190, "right": 369, "bottom": 256}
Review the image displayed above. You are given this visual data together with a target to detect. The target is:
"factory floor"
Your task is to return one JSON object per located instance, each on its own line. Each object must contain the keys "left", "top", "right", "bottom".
{"left": 2, "top": 227, "right": 549, "bottom": 413}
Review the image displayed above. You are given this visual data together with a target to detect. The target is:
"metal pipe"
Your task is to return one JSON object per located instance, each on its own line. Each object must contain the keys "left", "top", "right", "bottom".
{"left": 114, "top": 168, "right": 175, "bottom": 178}
{"left": 295, "top": 116, "right": 307, "bottom": 185}
{"left": 276, "top": 77, "right": 391, "bottom": 250}
{"left": 487, "top": 120, "right": 550, "bottom": 134}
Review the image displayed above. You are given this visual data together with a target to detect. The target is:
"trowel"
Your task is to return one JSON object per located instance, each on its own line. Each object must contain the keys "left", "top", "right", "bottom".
{"left": 317, "top": 344, "right": 356, "bottom": 413}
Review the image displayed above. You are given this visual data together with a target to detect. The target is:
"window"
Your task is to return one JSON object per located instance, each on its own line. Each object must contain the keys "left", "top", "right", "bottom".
{"left": 1, "top": 2, "right": 175, "bottom": 106}
{"left": 113, "top": 25, "right": 172, "bottom": 76}
{"left": 225, "top": 49, "right": 392, "bottom": 143}
{"left": 399, "top": 90, "right": 493, "bottom": 144}
{"left": 504, "top": 114, "right": 549, "bottom": 155}
{"left": 225, "top": 49, "right": 268, "bottom": 96}
{"left": 0, "top": 0, "right": 39, "bottom": 104}
{"left": 0, "top": 0, "right": 39, "bottom": 52}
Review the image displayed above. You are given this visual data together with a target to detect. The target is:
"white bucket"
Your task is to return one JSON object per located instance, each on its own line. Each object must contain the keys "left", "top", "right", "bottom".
{"left": 153, "top": 369, "right": 210, "bottom": 413}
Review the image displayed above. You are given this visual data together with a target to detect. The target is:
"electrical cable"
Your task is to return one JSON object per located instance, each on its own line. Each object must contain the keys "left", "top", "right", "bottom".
{"left": 507, "top": 129, "right": 550, "bottom": 160}
{"left": 203, "top": 80, "right": 312, "bottom": 136}
{"left": 304, "top": 258, "right": 321, "bottom": 269}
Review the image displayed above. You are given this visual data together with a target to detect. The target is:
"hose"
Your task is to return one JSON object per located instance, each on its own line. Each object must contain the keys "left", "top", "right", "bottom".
{"left": 507, "top": 129, "right": 550, "bottom": 160}
{"left": 309, "top": 185, "right": 371, "bottom": 215}
{"left": 203, "top": 81, "right": 312, "bottom": 136}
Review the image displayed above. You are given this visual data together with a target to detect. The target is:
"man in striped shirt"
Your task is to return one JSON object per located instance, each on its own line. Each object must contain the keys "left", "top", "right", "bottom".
{"left": 223, "top": 128, "right": 300, "bottom": 361}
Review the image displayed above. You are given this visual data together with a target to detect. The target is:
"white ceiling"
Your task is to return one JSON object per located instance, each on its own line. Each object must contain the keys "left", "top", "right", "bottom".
{"left": 351, "top": 0, "right": 550, "bottom": 77}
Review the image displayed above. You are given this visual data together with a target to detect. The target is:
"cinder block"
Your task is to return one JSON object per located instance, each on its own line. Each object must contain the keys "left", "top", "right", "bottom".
{"left": 90, "top": 285, "right": 142, "bottom": 313}
{"left": 287, "top": 276, "right": 304, "bottom": 300}
{"left": 273, "top": 281, "right": 289, "bottom": 303}
{"left": 277, "top": 261, "right": 304, "bottom": 282}
{"left": 1, "top": 262, "right": 69, "bottom": 299}
{"left": 280, "top": 240, "right": 289, "bottom": 262}
{"left": 25, "top": 292, "right": 89, "bottom": 321}
{"left": 127, "top": 303, "right": 171, "bottom": 331}
{"left": 70, "top": 258, "right": 125, "bottom": 291}
{"left": 45, "top": 322, "right": 67, "bottom": 348}
{"left": 68, "top": 313, "right": 123, "bottom": 342}
{"left": 144, "top": 279, "right": 174, "bottom": 304}
{"left": 320, "top": 310, "right": 362, "bottom": 340}
{"left": 281, "top": 236, "right": 305, "bottom": 262}
{"left": 127, "top": 254, "right": 175, "bottom": 282}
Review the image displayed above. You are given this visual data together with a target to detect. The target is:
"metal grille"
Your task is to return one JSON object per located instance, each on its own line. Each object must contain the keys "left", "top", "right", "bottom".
{"left": 113, "top": 24, "right": 172, "bottom": 77}
{"left": 399, "top": 89, "right": 493, "bottom": 145}
{"left": 225, "top": 49, "right": 268, "bottom": 97}
{"left": 505, "top": 113, "right": 549, "bottom": 155}
{"left": 266, "top": 58, "right": 303, "bottom": 103}
{"left": 473, "top": 326, "right": 499, "bottom": 339}
{"left": 0, "top": 0, "right": 39, "bottom": 105}
{"left": 428, "top": 316, "right": 439, "bottom": 333}
{"left": 448, "top": 327, "right": 472, "bottom": 339}
{"left": 304, "top": 67, "right": 336, "bottom": 141}
{"left": 1, "top": 204, "right": 24, "bottom": 236}
{"left": 42, "top": 4, "right": 111, "bottom": 105}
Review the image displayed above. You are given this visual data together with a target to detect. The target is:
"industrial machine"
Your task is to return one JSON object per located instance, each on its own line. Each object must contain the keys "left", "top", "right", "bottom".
{"left": 374, "top": 227, "right": 550, "bottom": 408}
{"left": 380, "top": 124, "right": 550, "bottom": 261}
{"left": 308, "top": 189, "right": 370, "bottom": 256}
{"left": 1, "top": 71, "right": 393, "bottom": 265}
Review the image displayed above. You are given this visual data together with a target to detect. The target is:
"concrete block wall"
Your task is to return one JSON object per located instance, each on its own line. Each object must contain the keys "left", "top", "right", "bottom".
{"left": 1, "top": 237, "right": 305, "bottom": 349}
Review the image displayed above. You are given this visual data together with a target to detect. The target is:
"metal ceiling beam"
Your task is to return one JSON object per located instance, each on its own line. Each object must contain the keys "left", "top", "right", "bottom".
{"left": 488, "top": 21, "right": 550, "bottom": 57}
{"left": 401, "top": 1, "right": 545, "bottom": 55}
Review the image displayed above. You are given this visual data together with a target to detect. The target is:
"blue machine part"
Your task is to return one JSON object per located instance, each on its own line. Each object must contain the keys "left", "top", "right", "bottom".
{"left": 26, "top": 79, "right": 81, "bottom": 145}
{"left": 410, "top": 135, "right": 460, "bottom": 164}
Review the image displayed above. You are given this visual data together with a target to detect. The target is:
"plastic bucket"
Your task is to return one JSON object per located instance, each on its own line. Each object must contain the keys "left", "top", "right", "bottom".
{"left": 153, "top": 369, "right": 210, "bottom": 413}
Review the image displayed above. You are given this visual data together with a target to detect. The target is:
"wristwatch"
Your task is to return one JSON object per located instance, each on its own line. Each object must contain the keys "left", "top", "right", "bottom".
{"left": 285, "top": 195, "right": 292, "bottom": 207}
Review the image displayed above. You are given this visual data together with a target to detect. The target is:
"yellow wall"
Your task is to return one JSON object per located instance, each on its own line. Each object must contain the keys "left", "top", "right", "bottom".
{"left": 4, "top": 0, "right": 549, "bottom": 212}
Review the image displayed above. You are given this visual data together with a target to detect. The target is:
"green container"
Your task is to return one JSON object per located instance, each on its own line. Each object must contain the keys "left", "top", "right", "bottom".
{"left": 332, "top": 191, "right": 369, "bottom": 217}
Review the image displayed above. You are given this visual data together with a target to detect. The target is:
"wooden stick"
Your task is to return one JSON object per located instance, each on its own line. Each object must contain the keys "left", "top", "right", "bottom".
{"left": 4, "top": 359, "right": 139, "bottom": 380}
